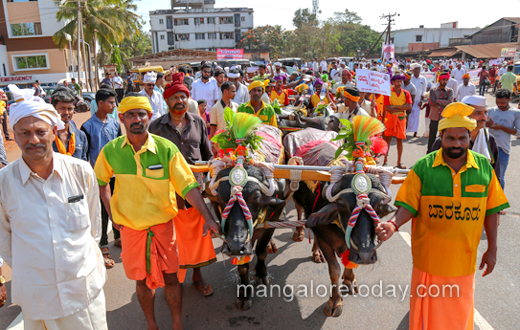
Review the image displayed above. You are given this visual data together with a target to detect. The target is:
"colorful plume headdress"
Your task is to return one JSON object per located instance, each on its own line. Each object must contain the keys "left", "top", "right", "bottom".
{"left": 211, "top": 108, "right": 264, "bottom": 159}
{"left": 332, "top": 116, "right": 385, "bottom": 161}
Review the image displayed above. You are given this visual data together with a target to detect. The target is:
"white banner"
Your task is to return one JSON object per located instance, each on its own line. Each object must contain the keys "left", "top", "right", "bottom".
{"left": 355, "top": 69, "right": 391, "bottom": 96}
{"left": 382, "top": 43, "right": 395, "bottom": 61}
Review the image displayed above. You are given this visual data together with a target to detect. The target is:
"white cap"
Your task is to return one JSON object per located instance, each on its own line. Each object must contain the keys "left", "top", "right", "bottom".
{"left": 143, "top": 72, "right": 157, "bottom": 84}
{"left": 274, "top": 62, "right": 282, "bottom": 67}
{"left": 461, "top": 95, "right": 487, "bottom": 108}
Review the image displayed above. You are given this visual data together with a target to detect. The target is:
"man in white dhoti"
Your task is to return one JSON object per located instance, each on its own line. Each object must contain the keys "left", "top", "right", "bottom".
{"left": 0, "top": 85, "right": 107, "bottom": 330}
{"left": 408, "top": 63, "right": 426, "bottom": 137}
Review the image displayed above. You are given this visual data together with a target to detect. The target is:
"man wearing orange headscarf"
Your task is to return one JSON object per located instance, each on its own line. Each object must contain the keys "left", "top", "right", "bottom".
{"left": 376, "top": 102, "right": 508, "bottom": 330}
{"left": 383, "top": 74, "right": 412, "bottom": 168}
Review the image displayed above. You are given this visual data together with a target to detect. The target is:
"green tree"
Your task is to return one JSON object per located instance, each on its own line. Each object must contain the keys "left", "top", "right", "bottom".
{"left": 238, "top": 25, "right": 287, "bottom": 58}
{"left": 292, "top": 8, "right": 318, "bottom": 29}
{"left": 53, "top": 0, "right": 142, "bottom": 61}
{"left": 119, "top": 30, "right": 153, "bottom": 68}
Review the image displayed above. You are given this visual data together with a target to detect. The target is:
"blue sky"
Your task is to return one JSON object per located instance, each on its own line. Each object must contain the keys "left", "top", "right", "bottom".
{"left": 134, "top": 0, "right": 516, "bottom": 33}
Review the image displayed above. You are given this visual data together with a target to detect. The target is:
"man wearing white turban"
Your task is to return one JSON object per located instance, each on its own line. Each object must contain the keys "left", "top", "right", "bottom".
{"left": 139, "top": 71, "right": 167, "bottom": 121}
{"left": 0, "top": 85, "right": 107, "bottom": 330}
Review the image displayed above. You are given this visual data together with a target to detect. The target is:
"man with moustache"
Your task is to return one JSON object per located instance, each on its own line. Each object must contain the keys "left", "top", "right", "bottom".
{"left": 237, "top": 80, "right": 278, "bottom": 127}
{"left": 51, "top": 90, "right": 88, "bottom": 160}
{"left": 376, "top": 102, "right": 508, "bottom": 330}
{"left": 139, "top": 72, "right": 167, "bottom": 121}
{"left": 432, "top": 95, "right": 500, "bottom": 177}
{"left": 427, "top": 72, "right": 454, "bottom": 153}
{"left": 0, "top": 86, "right": 107, "bottom": 329}
{"left": 148, "top": 73, "right": 216, "bottom": 297}
{"left": 191, "top": 64, "right": 218, "bottom": 110}
{"left": 96, "top": 93, "right": 220, "bottom": 330}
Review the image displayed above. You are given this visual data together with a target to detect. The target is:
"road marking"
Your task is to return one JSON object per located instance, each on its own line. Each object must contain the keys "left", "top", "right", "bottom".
{"left": 6, "top": 311, "right": 23, "bottom": 330}
{"left": 398, "top": 231, "right": 494, "bottom": 330}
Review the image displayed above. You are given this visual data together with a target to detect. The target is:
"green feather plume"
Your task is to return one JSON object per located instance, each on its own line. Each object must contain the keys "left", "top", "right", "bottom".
{"left": 231, "top": 112, "right": 262, "bottom": 140}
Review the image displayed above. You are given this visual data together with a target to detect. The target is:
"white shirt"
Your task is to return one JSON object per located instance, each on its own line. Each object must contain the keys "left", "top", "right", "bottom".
{"left": 330, "top": 68, "right": 340, "bottom": 82}
{"left": 210, "top": 99, "right": 239, "bottom": 131}
{"left": 191, "top": 78, "right": 219, "bottom": 109}
{"left": 451, "top": 68, "right": 466, "bottom": 84}
{"left": 498, "top": 67, "right": 507, "bottom": 76}
{"left": 410, "top": 74, "right": 427, "bottom": 104}
{"left": 313, "top": 61, "right": 319, "bottom": 71}
{"left": 0, "top": 153, "right": 105, "bottom": 320}
{"left": 457, "top": 83, "right": 476, "bottom": 101}
{"left": 320, "top": 60, "right": 328, "bottom": 72}
{"left": 113, "top": 76, "right": 124, "bottom": 89}
{"left": 446, "top": 78, "right": 459, "bottom": 100}
{"left": 232, "top": 83, "right": 250, "bottom": 105}
{"left": 139, "top": 89, "right": 166, "bottom": 121}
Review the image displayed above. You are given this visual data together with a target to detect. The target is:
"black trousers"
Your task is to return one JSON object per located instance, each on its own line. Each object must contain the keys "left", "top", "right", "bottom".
{"left": 100, "top": 177, "right": 120, "bottom": 248}
{"left": 427, "top": 119, "right": 439, "bottom": 154}
{"left": 2, "top": 111, "right": 9, "bottom": 139}
{"left": 116, "top": 89, "right": 124, "bottom": 103}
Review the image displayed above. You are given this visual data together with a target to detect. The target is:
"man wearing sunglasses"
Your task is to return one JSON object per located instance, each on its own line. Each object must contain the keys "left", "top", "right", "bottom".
{"left": 139, "top": 71, "right": 167, "bottom": 121}
{"left": 191, "top": 64, "right": 218, "bottom": 110}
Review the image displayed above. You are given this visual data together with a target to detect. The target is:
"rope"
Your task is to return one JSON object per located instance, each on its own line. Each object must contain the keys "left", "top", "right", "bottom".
{"left": 345, "top": 193, "right": 381, "bottom": 249}
{"left": 146, "top": 228, "right": 155, "bottom": 274}
{"left": 264, "top": 219, "right": 308, "bottom": 228}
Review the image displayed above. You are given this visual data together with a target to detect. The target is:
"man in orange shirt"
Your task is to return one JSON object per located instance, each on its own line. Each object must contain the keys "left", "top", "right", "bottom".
{"left": 383, "top": 74, "right": 412, "bottom": 168}
{"left": 270, "top": 75, "right": 290, "bottom": 106}
{"left": 376, "top": 102, "right": 508, "bottom": 330}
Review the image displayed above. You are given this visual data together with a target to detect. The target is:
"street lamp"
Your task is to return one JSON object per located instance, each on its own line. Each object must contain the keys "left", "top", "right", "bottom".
{"left": 64, "top": 33, "right": 75, "bottom": 79}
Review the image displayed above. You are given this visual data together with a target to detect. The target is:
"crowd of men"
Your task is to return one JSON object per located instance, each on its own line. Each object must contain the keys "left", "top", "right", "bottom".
{"left": 0, "top": 54, "right": 517, "bottom": 330}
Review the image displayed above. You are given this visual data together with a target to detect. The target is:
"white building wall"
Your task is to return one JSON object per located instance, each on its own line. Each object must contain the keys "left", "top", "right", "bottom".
{"left": 38, "top": 0, "right": 65, "bottom": 37}
{"left": 0, "top": 45, "right": 9, "bottom": 77}
{"left": 150, "top": 7, "right": 254, "bottom": 53}
{"left": 391, "top": 28, "right": 480, "bottom": 53}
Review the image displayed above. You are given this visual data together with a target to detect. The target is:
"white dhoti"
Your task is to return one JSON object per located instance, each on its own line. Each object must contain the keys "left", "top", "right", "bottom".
{"left": 23, "top": 290, "right": 107, "bottom": 330}
{"left": 407, "top": 101, "right": 421, "bottom": 133}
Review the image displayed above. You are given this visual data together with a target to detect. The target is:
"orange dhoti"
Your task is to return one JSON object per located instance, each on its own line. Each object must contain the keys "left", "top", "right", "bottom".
{"left": 120, "top": 220, "right": 179, "bottom": 290}
{"left": 384, "top": 111, "right": 407, "bottom": 139}
{"left": 174, "top": 207, "right": 217, "bottom": 283}
{"left": 409, "top": 266, "right": 475, "bottom": 330}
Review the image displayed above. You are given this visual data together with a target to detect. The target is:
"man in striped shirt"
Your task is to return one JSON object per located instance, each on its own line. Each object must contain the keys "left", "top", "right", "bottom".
{"left": 427, "top": 72, "right": 454, "bottom": 153}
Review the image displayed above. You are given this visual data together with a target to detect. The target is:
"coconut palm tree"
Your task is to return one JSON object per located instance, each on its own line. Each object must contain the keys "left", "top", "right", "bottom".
{"left": 53, "top": 0, "right": 142, "bottom": 58}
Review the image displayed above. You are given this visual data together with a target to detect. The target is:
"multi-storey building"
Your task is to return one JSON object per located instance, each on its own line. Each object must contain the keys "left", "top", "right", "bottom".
{"left": 149, "top": 0, "right": 253, "bottom": 53}
{"left": 0, "top": 0, "right": 76, "bottom": 85}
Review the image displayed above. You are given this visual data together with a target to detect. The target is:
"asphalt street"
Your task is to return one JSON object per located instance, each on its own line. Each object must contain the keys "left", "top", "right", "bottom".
{"left": 1, "top": 94, "right": 519, "bottom": 330}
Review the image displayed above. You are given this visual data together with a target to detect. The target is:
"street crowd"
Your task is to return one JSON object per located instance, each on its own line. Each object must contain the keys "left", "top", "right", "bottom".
{"left": 0, "top": 54, "right": 517, "bottom": 329}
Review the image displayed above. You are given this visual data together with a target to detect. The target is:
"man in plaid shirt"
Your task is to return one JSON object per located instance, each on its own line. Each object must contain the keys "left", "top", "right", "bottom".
{"left": 427, "top": 72, "right": 454, "bottom": 153}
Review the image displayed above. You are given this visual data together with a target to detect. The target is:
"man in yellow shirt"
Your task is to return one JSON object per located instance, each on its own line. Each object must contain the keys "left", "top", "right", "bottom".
{"left": 270, "top": 75, "right": 290, "bottom": 106}
{"left": 237, "top": 80, "right": 278, "bottom": 127}
{"left": 95, "top": 94, "right": 220, "bottom": 330}
{"left": 376, "top": 102, "right": 509, "bottom": 330}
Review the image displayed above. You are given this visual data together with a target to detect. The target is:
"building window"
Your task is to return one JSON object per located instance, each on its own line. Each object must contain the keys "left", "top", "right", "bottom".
{"left": 207, "top": 17, "right": 216, "bottom": 24}
{"left": 220, "top": 32, "right": 234, "bottom": 40}
{"left": 415, "top": 35, "right": 422, "bottom": 42}
{"left": 241, "top": 16, "right": 245, "bottom": 22}
{"left": 160, "top": 35, "right": 165, "bottom": 40}
{"left": 13, "top": 53, "right": 48, "bottom": 71}
{"left": 195, "top": 33, "right": 205, "bottom": 40}
{"left": 168, "top": 32, "right": 174, "bottom": 45}
{"left": 166, "top": 16, "right": 173, "bottom": 29}
{"left": 11, "top": 22, "right": 42, "bottom": 36}
{"left": 174, "top": 19, "right": 189, "bottom": 26}
{"left": 159, "top": 19, "right": 164, "bottom": 24}
{"left": 219, "top": 17, "right": 233, "bottom": 24}
{"left": 176, "top": 34, "right": 190, "bottom": 41}
{"left": 194, "top": 17, "right": 204, "bottom": 25}
{"left": 208, "top": 32, "right": 217, "bottom": 39}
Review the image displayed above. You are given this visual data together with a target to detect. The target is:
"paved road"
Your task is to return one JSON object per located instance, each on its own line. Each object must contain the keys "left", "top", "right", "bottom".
{"left": 1, "top": 95, "right": 519, "bottom": 330}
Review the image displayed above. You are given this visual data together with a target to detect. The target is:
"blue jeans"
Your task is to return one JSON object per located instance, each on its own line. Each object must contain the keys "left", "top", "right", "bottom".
{"left": 497, "top": 147, "right": 509, "bottom": 189}
{"left": 478, "top": 84, "right": 486, "bottom": 96}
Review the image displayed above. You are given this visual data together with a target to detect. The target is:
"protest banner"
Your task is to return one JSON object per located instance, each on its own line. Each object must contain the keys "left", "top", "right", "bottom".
{"left": 467, "top": 69, "right": 480, "bottom": 85}
{"left": 421, "top": 72, "right": 436, "bottom": 85}
{"left": 217, "top": 49, "right": 244, "bottom": 60}
{"left": 382, "top": 43, "right": 395, "bottom": 61}
{"left": 489, "top": 58, "right": 504, "bottom": 66}
{"left": 355, "top": 69, "right": 391, "bottom": 96}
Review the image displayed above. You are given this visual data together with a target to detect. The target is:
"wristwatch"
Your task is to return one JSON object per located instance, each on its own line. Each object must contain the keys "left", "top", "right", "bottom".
{"left": 0, "top": 275, "right": 5, "bottom": 285}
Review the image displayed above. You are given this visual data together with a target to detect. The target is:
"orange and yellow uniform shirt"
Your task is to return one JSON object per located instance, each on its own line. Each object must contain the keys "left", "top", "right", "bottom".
{"left": 270, "top": 89, "right": 290, "bottom": 106}
{"left": 237, "top": 101, "right": 278, "bottom": 127}
{"left": 383, "top": 87, "right": 412, "bottom": 139}
{"left": 395, "top": 149, "right": 509, "bottom": 277}
{"left": 94, "top": 133, "right": 199, "bottom": 231}
{"left": 310, "top": 92, "right": 333, "bottom": 108}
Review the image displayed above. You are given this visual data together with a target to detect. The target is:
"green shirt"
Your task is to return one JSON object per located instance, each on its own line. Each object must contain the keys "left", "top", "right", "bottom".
{"left": 237, "top": 101, "right": 278, "bottom": 127}
{"left": 499, "top": 72, "right": 517, "bottom": 92}
{"left": 73, "top": 82, "right": 82, "bottom": 96}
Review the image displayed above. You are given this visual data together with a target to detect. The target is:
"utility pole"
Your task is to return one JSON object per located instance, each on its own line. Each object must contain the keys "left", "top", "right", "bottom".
{"left": 379, "top": 12, "right": 399, "bottom": 60}
{"left": 77, "top": 0, "right": 82, "bottom": 88}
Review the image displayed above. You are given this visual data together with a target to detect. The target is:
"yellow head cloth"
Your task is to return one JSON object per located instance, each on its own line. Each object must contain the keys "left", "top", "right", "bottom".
{"left": 119, "top": 96, "right": 152, "bottom": 114}
{"left": 249, "top": 80, "right": 264, "bottom": 92}
{"left": 343, "top": 89, "right": 360, "bottom": 102}
{"left": 296, "top": 84, "right": 309, "bottom": 93}
{"left": 438, "top": 102, "right": 477, "bottom": 132}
